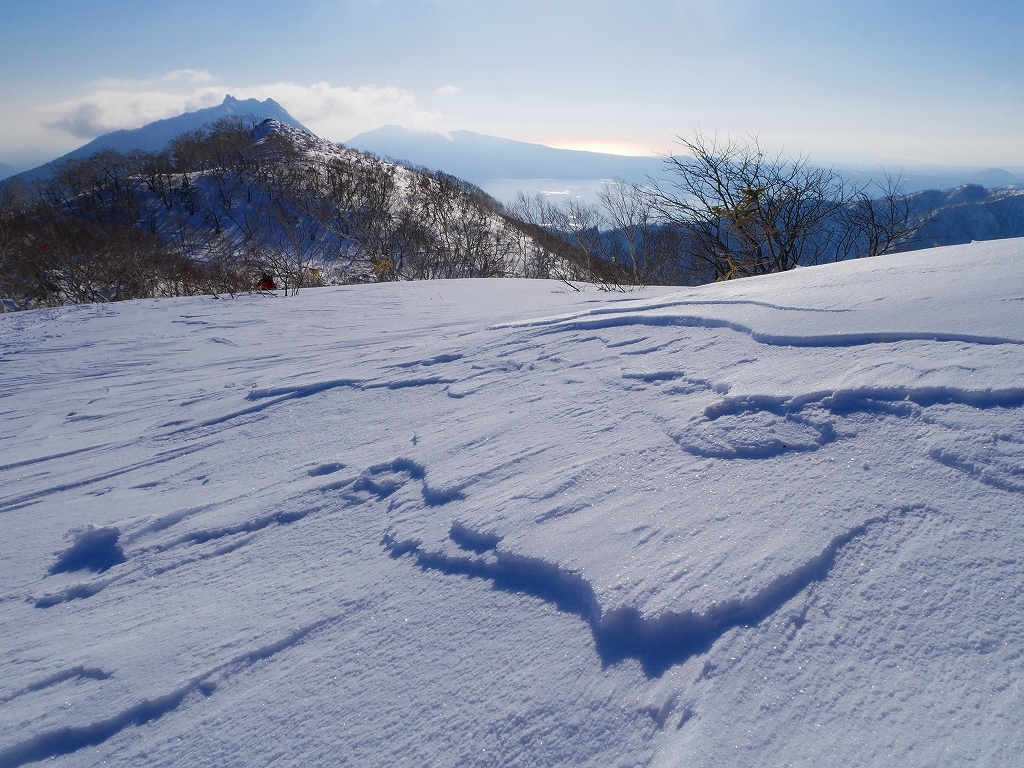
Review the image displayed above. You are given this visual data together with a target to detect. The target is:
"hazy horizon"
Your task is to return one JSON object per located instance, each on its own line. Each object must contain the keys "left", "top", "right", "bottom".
{"left": 2, "top": 0, "right": 1022, "bottom": 170}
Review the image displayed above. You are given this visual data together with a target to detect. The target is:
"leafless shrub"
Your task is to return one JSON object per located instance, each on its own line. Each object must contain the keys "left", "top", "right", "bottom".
{"left": 650, "top": 131, "right": 920, "bottom": 280}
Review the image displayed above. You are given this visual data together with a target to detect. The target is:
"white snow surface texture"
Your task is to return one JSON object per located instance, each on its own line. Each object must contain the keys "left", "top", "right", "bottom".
{"left": 3, "top": 239, "right": 1024, "bottom": 767}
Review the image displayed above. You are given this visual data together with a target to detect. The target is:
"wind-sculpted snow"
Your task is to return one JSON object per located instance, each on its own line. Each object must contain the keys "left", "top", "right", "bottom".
{"left": 33, "top": 494, "right": 342, "bottom": 608}
{"left": 382, "top": 528, "right": 601, "bottom": 623}
{"left": 593, "top": 518, "right": 878, "bottom": 677}
{"left": 154, "top": 505, "right": 327, "bottom": 549}
{"left": 47, "top": 527, "right": 125, "bottom": 575}
{"left": 166, "top": 373, "right": 460, "bottom": 436}
{"left": 32, "top": 580, "right": 113, "bottom": 610}
{"left": 675, "top": 385, "right": 1024, "bottom": 460}
{"left": 930, "top": 444, "right": 1024, "bottom": 493}
{"left": 6, "top": 245, "right": 1024, "bottom": 766}
{"left": 703, "top": 386, "right": 1024, "bottom": 419}
{"left": 0, "top": 667, "right": 112, "bottom": 706}
{"left": 674, "top": 408, "right": 836, "bottom": 459}
{"left": 448, "top": 521, "right": 503, "bottom": 553}
{"left": 509, "top": 310, "right": 1024, "bottom": 348}
{"left": 245, "top": 379, "right": 365, "bottom": 401}
{"left": 0, "top": 445, "right": 106, "bottom": 473}
{"left": 496, "top": 297, "right": 853, "bottom": 330}
{"left": 0, "top": 444, "right": 212, "bottom": 514}
{"left": 391, "top": 352, "right": 464, "bottom": 369}
{"left": 0, "top": 617, "right": 340, "bottom": 768}
{"left": 164, "top": 379, "right": 365, "bottom": 434}
{"left": 306, "top": 461, "right": 345, "bottom": 477}
{"left": 384, "top": 518, "right": 878, "bottom": 678}
{"left": 348, "top": 458, "right": 465, "bottom": 506}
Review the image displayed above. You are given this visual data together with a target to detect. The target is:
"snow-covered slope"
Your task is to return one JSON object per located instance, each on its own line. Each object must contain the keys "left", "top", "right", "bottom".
{"left": 3, "top": 239, "right": 1024, "bottom": 766}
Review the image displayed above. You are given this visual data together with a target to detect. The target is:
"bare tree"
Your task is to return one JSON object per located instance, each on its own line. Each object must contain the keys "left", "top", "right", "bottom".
{"left": 504, "top": 192, "right": 636, "bottom": 290}
{"left": 596, "top": 180, "right": 659, "bottom": 285}
{"left": 837, "top": 172, "right": 918, "bottom": 259}
{"left": 651, "top": 131, "right": 920, "bottom": 280}
{"left": 0, "top": 180, "right": 30, "bottom": 303}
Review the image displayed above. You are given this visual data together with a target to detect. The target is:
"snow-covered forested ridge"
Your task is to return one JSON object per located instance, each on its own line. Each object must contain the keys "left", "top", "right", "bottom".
{"left": 6, "top": 117, "right": 970, "bottom": 315}
{"left": 0, "top": 118, "right": 612, "bottom": 310}
{"left": 3, "top": 238, "right": 1024, "bottom": 766}
{"left": 908, "top": 184, "right": 1024, "bottom": 248}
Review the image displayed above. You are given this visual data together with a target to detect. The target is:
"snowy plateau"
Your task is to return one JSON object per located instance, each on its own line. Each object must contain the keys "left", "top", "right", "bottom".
{"left": 3, "top": 239, "right": 1024, "bottom": 767}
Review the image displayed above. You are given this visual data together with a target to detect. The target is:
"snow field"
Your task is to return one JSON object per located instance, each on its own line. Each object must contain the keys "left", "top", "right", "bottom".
{"left": 3, "top": 239, "right": 1024, "bottom": 765}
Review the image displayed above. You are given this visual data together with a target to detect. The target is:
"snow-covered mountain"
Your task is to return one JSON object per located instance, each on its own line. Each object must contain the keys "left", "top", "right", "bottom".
{"left": 838, "top": 165, "right": 1023, "bottom": 195}
{"left": 345, "top": 124, "right": 667, "bottom": 184}
{"left": 346, "top": 126, "right": 1024, "bottom": 199}
{"left": 3, "top": 238, "right": 1024, "bottom": 765}
{"left": 10, "top": 96, "right": 309, "bottom": 184}
{"left": 906, "top": 185, "right": 1024, "bottom": 248}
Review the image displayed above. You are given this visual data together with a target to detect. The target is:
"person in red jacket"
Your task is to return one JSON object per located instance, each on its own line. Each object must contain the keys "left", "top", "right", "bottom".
{"left": 256, "top": 273, "right": 276, "bottom": 291}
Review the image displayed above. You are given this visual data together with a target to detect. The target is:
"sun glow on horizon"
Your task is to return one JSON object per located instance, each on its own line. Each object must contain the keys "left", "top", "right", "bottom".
{"left": 541, "top": 138, "right": 663, "bottom": 157}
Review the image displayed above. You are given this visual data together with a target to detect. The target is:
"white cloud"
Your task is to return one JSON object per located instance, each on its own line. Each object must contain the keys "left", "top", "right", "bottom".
{"left": 435, "top": 85, "right": 463, "bottom": 97}
{"left": 229, "top": 81, "right": 441, "bottom": 140}
{"left": 40, "top": 73, "right": 440, "bottom": 142}
{"left": 163, "top": 69, "right": 215, "bottom": 83}
{"left": 44, "top": 87, "right": 224, "bottom": 138}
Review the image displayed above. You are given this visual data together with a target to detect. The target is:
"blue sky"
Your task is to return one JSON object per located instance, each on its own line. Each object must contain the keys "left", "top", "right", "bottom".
{"left": 2, "top": 0, "right": 1022, "bottom": 169}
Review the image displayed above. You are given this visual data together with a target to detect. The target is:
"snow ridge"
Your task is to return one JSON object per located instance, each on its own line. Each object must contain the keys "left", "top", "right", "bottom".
{"left": 512, "top": 311, "right": 1024, "bottom": 348}
{"left": 383, "top": 517, "right": 880, "bottom": 678}
{"left": 704, "top": 386, "right": 1024, "bottom": 420}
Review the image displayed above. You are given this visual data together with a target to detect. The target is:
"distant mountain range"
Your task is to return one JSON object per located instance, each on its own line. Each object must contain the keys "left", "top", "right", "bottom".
{"left": 9, "top": 100, "right": 1023, "bottom": 197}
{"left": 6, "top": 99, "right": 1024, "bottom": 255}
{"left": 344, "top": 125, "right": 668, "bottom": 184}
{"left": 9, "top": 96, "right": 308, "bottom": 183}
{"left": 838, "top": 165, "right": 1022, "bottom": 195}
{"left": 344, "top": 126, "right": 1024, "bottom": 197}
{"left": 908, "top": 185, "right": 1024, "bottom": 248}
